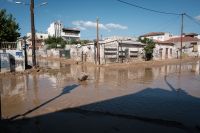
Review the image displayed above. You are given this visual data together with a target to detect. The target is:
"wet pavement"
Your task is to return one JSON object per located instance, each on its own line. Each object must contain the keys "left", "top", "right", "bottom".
{"left": 1, "top": 60, "right": 200, "bottom": 132}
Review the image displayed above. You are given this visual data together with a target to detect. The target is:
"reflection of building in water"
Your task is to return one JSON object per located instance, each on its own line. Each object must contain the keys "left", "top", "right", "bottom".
{"left": 38, "top": 59, "right": 61, "bottom": 69}
{"left": 191, "top": 61, "right": 200, "bottom": 75}
{"left": 104, "top": 69, "right": 119, "bottom": 83}
{"left": 1, "top": 76, "right": 27, "bottom": 100}
{"left": 128, "top": 69, "right": 145, "bottom": 80}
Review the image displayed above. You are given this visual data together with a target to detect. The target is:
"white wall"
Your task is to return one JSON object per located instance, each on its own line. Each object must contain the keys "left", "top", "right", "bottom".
{"left": 47, "top": 21, "right": 62, "bottom": 37}
{"left": 27, "top": 32, "right": 48, "bottom": 39}
{"left": 143, "top": 33, "right": 171, "bottom": 41}
{"left": 0, "top": 50, "right": 25, "bottom": 72}
{"left": 153, "top": 44, "right": 176, "bottom": 60}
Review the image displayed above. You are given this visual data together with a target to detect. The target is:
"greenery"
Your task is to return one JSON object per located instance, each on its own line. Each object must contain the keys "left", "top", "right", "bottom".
{"left": 139, "top": 37, "right": 155, "bottom": 61}
{"left": 45, "top": 36, "right": 66, "bottom": 49}
{"left": 45, "top": 36, "right": 91, "bottom": 49}
{"left": 0, "top": 9, "right": 20, "bottom": 42}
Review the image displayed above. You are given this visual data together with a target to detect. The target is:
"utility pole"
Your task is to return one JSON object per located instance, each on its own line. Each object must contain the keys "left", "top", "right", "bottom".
{"left": 180, "top": 13, "right": 185, "bottom": 59}
{"left": 0, "top": 87, "right": 1, "bottom": 120}
{"left": 30, "top": 0, "right": 36, "bottom": 67}
{"left": 96, "top": 17, "right": 100, "bottom": 65}
{"left": 23, "top": 36, "right": 28, "bottom": 69}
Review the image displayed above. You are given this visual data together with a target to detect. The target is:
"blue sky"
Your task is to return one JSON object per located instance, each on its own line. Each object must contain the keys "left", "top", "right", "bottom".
{"left": 1, "top": 0, "right": 200, "bottom": 39}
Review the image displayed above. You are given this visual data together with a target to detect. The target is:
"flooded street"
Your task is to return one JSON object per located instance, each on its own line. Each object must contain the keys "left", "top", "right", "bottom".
{"left": 1, "top": 60, "right": 200, "bottom": 132}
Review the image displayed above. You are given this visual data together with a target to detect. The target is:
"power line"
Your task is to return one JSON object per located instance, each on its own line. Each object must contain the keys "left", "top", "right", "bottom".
{"left": 153, "top": 15, "right": 181, "bottom": 33}
{"left": 117, "top": 0, "right": 181, "bottom": 16}
{"left": 185, "top": 14, "right": 200, "bottom": 27}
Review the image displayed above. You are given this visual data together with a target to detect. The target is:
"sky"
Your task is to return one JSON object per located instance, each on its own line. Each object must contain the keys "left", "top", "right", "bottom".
{"left": 1, "top": 0, "right": 200, "bottom": 40}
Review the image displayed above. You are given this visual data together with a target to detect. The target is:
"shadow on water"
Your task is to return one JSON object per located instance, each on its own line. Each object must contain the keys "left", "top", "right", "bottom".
{"left": 1, "top": 79, "right": 200, "bottom": 133}
{"left": 8, "top": 84, "right": 79, "bottom": 120}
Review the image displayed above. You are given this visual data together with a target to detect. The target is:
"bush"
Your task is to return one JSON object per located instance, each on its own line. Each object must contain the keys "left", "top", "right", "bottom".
{"left": 45, "top": 36, "right": 66, "bottom": 49}
{"left": 139, "top": 38, "right": 155, "bottom": 61}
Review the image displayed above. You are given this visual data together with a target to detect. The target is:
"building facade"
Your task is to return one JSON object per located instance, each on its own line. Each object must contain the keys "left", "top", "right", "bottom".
{"left": 47, "top": 21, "right": 80, "bottom": 41}
{"left": 26, "top": 32, "right": 48, "bottom": 50}
{"left": 162, "top": 36, "right": 200, "bottom": 57}
{"left": 140, "top": 32, "right": 172, "bottom": 41}
{"left": 153, "top": 42, "right": 176, "bottom": 60}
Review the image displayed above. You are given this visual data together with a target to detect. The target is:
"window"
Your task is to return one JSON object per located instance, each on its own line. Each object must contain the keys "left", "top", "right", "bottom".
{"left": 165, "top": 48, "right": 168, "bottom": 59}
{"left": 170, "top": 48, "right": 172, "bottom": 55}
{"left": 192, "top": 43, "right": 198, "bottom": 52}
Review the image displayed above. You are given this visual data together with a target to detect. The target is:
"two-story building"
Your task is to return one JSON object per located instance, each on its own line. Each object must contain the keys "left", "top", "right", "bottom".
{"left": 47, "top": 21, "right": 80, "bottom": 41}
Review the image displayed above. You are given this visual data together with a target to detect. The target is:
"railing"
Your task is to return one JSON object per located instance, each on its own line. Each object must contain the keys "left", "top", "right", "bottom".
{"left": 0, "top": 42, "right": 17, "bottom": 50}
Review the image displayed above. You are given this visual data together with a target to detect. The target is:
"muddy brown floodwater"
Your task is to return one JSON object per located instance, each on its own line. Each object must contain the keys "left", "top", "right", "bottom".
{"left": 1, "top": 59, "right": 200, "bottom": 133}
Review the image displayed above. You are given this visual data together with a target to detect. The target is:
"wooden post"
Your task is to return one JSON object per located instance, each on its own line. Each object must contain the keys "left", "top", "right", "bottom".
{"left": 0, "top": 88, "right": 1, "bottom": 120}
{"left": 96, "top": 18, "right": 100, "bottom": 65}
{"left": 180, "top": 13, "right": 185, "bottom": 59}
{"left": 30, "top": 0, "right": 36, "bottom": 67}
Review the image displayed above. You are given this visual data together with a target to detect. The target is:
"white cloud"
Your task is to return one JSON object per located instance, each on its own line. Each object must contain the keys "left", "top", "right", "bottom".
{"left": 72, "top": 21, "right": 108, "bottom": 30}
{"left": 106, "top": 23, "right": 128, "bottom": 30}
{"left": 195, "top": 15, "right": 200, "bottom": 21}
{"left": 72, "top": 20, "right": 128, "bottom": 31}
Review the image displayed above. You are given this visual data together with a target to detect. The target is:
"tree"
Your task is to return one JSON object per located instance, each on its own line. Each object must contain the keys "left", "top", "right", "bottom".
{"left": 0, "top": 9, "right": 20, "bottom": 42}
{"left": 45, "top": 36, "right": 66, "bottom": 49}
{"left": 139, "top": 37, "right": 155, "bottom": 61}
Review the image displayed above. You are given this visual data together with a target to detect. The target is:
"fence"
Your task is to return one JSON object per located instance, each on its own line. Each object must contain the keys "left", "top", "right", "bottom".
{"left": 0, "top": 42, "right": 17, "bottom": 49}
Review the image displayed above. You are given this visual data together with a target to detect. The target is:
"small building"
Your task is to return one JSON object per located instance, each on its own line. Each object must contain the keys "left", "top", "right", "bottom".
{"left": 140, "top": 32, "right": 172, "bottom": 41}
{"left": 70, "top": 37, "right": 145, "bottom": 64}
{"left": 26, "top": 32, "right": 48, "bottom": 49}
{"left": 162, "top": 36, "right": 200, "bottom": 57}
{"left": 153, "top": 41, "right": 176, "bottom": 60}
{"left": 104, "top": 40, "right": 145, "bottom": 63}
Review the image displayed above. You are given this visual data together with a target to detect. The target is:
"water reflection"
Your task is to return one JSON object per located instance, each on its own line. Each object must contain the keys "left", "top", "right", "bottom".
{"left": 1, "top": 60, "right": 200, "bottom": 119}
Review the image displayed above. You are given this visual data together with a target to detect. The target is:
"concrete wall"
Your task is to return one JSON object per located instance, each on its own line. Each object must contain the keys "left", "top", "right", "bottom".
{"left": 174, "top": 41, "right": 200, "bottom": 57}
{"left": 0, "top": 50, "right": 25, "bottom": 72}
{"left": 70, "top": 44, "right": 96, "bottom": 63}
{"left": 153, "top": 44, "right": 177, "bottom": 60}
{"left": 0, "top": 53, "right": 10, "bottom": 72}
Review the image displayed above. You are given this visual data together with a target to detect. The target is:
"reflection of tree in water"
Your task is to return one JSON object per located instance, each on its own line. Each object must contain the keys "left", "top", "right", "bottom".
{"left": 143, "top": 68, "right": 154, "bottom": 82}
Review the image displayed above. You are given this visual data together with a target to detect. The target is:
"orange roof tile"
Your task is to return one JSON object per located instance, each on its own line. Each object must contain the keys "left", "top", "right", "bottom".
{"left": 140, "top": 32, "right": 165, "bottom": 37}
{"left": 163, "top": 36, "right": 199, "bottom": 43}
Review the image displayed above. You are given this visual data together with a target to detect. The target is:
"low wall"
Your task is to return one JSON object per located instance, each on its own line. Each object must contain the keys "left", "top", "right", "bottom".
{"left": 0, "top": 50, "right": 25, "bottom": 72}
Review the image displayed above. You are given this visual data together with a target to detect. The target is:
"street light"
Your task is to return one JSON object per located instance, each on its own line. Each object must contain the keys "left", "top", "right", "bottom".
{"left": 15, "top": 0, "right": 47, "bottom": 67}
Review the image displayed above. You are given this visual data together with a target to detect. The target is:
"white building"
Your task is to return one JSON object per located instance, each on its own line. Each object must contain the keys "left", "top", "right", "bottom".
{"left": 61, "top": 28, "right": 80, "bottom": 41}
{"left": 140, "top": 32, "right": 172, "bottom": 41}
{"left": 26, "top": 32, "right": 48, "bottom": 40}
{"left": 153, "top": 42, "right": 176, "bottom": 60}
{"left": 47, "top": 21, "right": 80, "bottom": 41}
{"left": 47, "top": 21, "right": 62, "bottom": 37}
{"left": 26, "top": 32, "right": 48, "bottom": 50}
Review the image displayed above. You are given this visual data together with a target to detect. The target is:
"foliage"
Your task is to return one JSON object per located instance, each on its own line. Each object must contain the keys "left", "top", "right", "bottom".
{"left": 45, "top": 36, "right": 66, "bottom": 49}
{"left": 45, "top": 36, "right": 91, "bottom": 49}
{"left": 0, "top": 9, "right": 20, "bottom": 42}
{"left": 67, "top": 39, "right": 91, "bottom": 45}
{"left": 139, "top": 37, "right": 155, "bottom": 61}
{"left": 80, "top": 40, "right": 90, "bottom": 45}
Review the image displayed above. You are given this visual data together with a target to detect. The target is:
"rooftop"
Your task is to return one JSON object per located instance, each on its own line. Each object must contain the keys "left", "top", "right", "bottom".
{"left": 140, "top": 32, "right": 166, "bottom": 37}
{"left": 162, "top": 36, "right": 199, "bottom": 43}
{"left": 62, "top": 28, "right": 80, "bottom": 32}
